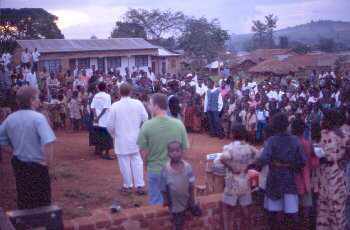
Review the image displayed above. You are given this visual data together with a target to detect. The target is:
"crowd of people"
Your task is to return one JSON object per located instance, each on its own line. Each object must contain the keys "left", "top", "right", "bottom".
{"left": 0, "top": 49, "right": 350, "bottom": 230}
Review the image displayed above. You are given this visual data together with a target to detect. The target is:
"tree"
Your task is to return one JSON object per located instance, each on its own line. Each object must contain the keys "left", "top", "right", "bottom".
{"left": 318, "top": 37, "right": 335, "bottom": 52}
{"left": 0, "top": 8, "right": 64, "bottom": 53}
{"left": 149, "top": 37, "right": 177, "bottom": 50}
{"left": 178, "top": 17, "right": 229, "bottom": 61}
{"left": 265, "top": 14, "right": 278, "bottom": 48}
{"left": 290, "top": 41, "right": 311, "bottom": 54}
{"left": 123, "top": 8, "right": 185, "bottom": 39}
{"left": 251, "top": 20, "right": 267, "bottom": 49}
{"left": 279, "top": 36, "right": 289, "bottom": 48}
{"left": 111, "top": 21, "right": 147, "bottom": 38}
{"left": 251, "top": 14, "right": 278, "bottom": 49}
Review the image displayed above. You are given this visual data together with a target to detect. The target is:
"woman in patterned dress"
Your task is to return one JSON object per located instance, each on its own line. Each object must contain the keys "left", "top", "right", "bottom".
{"left": 315, "top": 110, "right": 349, "bottom": 230}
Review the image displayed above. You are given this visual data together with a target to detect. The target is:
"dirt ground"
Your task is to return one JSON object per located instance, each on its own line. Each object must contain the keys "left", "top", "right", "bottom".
{"left": 0, "top": 131, "right": 230, "bottom": 220}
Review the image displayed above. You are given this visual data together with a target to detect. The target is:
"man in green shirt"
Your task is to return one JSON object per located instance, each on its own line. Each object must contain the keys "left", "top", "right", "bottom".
{"left": 137, "top": 93, "right": 189, "bottom": 205}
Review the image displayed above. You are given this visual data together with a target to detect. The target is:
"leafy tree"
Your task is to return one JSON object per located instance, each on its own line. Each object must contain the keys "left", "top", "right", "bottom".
{"left": 123, "top": 8, "right": 185, "bottom": 39}
{"left": 265, "top": 14, "right": 278, "bottom": 48}
{"left": 279, "top": 36, "right": 289, "bottom": 48}
{"left": 149, "top": 37, "right": 177, "bottom": 50}
{"left": 178, "top": 17, "right": 229, "bottom": 61}
{"left": 318, "top": 37, "right": 335, "bottom": 52}
{"left": 0, "top": 8, "right": 64, "bottom": 53}
{"left": 251, "top": 14, "right": 278, "bottom": 49}
{"left": 251, "top": 20, "right": 267, "bottom": 49}
{"left": 290, "top": 41, "right": 311, "bottom": 54}
{"left": 111, "top": 21, "right": 147, "bottom": 38}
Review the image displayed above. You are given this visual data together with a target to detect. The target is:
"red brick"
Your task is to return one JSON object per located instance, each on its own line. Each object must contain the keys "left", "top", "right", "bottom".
{"left": 139, "top": 220, "right": 149, "bottom": 228}
{"left": 112, "top": 217, "right": 127, "bottom": 226}
{"left": 108, "top": 226, "right": 125, "bottom": 230}
{"left": 63, "top": 220, "right": 76, "bottom": 230}
{"left": 75, "top": 217, "right": 95, "bottom": 230}
{"left": 130, "top": 213, "right": 144, "bottom": 220}
{"left": 155, "top": 209, "right": 169, "bottom": 217}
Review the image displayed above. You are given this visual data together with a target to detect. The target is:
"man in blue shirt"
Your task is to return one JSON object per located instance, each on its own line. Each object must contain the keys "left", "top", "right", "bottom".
{"left": 0, "top": 86, "right": 56, "bottom": 209}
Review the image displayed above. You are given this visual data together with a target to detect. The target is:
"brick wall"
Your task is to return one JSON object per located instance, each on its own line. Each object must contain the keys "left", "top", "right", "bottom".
{"left": 63, "top": 194, "right": 270, "bottom": 230}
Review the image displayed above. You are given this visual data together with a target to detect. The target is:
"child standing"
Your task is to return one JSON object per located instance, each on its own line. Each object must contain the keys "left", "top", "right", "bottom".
{"left": 218, "top": 124, "right": 259, "bottom": 230}
{"left": 160, "top": 141, "right": 199, "bottom": 230}
{"left": 256, "top": 103, "right": 269, "bottom": 143}
{"left": 68, "top": 90, "right": 81, "bottom": 132}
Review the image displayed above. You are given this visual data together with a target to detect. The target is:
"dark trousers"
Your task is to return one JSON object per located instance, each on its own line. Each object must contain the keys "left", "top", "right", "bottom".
{"left": 171, "top": 211, "right": 186, "bottom": 230}
{"left": 11, "top": 157, "right": 51, "bottom": 210}
{"left": 33, "top": 61, "right": 38, "bottom": 72}
{"left": 207, "top": 111, "right": 223, "bottom": 137}
{"left": 256, "top": 121, "right": 267, "bottom": 142}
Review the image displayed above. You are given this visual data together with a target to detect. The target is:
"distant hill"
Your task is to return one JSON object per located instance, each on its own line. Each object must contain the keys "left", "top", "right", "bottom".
{"left": 229, "top": 20, "right": 350, "bottom": 51}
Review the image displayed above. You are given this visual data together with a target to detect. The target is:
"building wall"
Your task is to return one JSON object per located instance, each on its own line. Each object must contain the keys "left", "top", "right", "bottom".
{"left": 151, "top": 56, "right": 182, "bottom": 76}
{"left": 13, "top": 47, "right": 156, "bottom": 74}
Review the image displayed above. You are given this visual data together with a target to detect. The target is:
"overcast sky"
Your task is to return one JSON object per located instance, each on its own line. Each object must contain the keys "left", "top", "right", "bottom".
{"left": 2, "top": 0, "right": 350, "bottom": 39}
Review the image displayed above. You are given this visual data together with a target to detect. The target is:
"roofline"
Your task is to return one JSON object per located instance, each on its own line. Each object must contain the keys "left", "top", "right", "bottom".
{"left": 16, "top": 46, "right": 159, "bottom": 54}
{"left": 16, "top": 38, "right": 159, "bottom": 53}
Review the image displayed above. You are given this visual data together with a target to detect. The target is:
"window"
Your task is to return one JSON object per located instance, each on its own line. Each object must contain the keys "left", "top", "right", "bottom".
{"left": 107, "top": 57, "right": 121, "bottom": 70}
{"left": 69, "top": 59, "right": 77, "bottom": 70}
{"left": 171, "top": 59, "right": 177, "bottom": 68}
{"left": 78, "top": 58, "right": 90, "bottom": 69}
{"left": 41, "top": 59, "right": 61, "bottom": 73}
{"left": 135, "top": 55, "right": 148, "bottom": 67}
{"left": 97, "top": 57, "right": 105, "bottom": 73}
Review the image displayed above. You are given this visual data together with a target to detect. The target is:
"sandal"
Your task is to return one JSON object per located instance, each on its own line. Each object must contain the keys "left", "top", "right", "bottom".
{"left": 135, "top": 187, "right": 147, "bottom": 196}
{"left": 120, "top": 187, "right": 132, "bottom": 196}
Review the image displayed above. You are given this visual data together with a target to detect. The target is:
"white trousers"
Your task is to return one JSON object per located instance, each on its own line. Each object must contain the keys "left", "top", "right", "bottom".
{"left": 117, "top": 153, "right": 145, "bottom": 188}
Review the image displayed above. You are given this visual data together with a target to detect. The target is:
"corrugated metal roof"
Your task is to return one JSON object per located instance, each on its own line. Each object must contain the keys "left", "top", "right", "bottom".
{"left": 156, "top": 46, "right": 181, "bottom": 57}
{"left": 16, "top": 38, "right": 158, "bottom": 53}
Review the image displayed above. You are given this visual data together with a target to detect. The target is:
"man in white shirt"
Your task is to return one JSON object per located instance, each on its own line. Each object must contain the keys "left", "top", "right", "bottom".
{"left": 32, "top": 48, "right": 40, "bottom": 72}
{"left": 25, "top": 68, "right": 38, "bottom": 89}
{"left": 2, "top": 52, "right": 11, "bottom": 67}
{"left": 91, "top": 82, "right": 113, "bottom": 159}
{"left": 21, "top": 48, "right": 31, "bottom": 69}
{"left": 196, "top": 79, "right": 208, "bottom": 97}
{"left": 148, "top": 67, "right": 156, "bottom": 83}
{"left": 204, "top": 79, "right": 224, "bottom": 138}
{"left": 107, "top": 83, "right": 148, "bottom": 195}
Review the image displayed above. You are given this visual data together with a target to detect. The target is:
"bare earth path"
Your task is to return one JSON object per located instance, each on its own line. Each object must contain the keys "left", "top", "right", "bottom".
{"left": 0, "top": 131, "right": 229, "bottom": 220}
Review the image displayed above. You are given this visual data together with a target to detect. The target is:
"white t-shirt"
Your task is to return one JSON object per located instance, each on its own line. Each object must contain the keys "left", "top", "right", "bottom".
{"left": 149, "top": 72, "right": 156, "bottom": 82}
{"left": 86, "top": 68, "right": 93, "bottom": 78}
{"left": 21, "top": 52, "right": 31, "bottom": 63}
{"left": 73, "top": 79, "right": 85, "bottom": 90}
{"left": 308, "top": 96, "right": 318, "bottom": 104}
{"left": 2, "top": 53, "right": 11, "bottom": 65}
{"left": 256, "top": 110, "right": 269, "bottom": 121}
{"left": 25, "top": 72, "right": 38, "bottom": 89}
{"left": 107, "top": 97, "right": 148, "bottom": 155}
{"left": 196, "top": 84, "right": 208, "bottom": 97}
{"left": 267, "top": 90, "right": 279, "bottom": 101}
{"left": 32, "top": 51, "right": 40, "bottom": 62}
{"left": 91, "top": 92, "right": 112, "bottom": 127}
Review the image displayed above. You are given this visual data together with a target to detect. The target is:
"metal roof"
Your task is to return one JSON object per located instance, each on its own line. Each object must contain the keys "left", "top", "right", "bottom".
{"left": 156, "top": 46, "right": 181, "bottom": 57}
{"left": 16, "top": 38, "right": 158, "bottom": 53}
